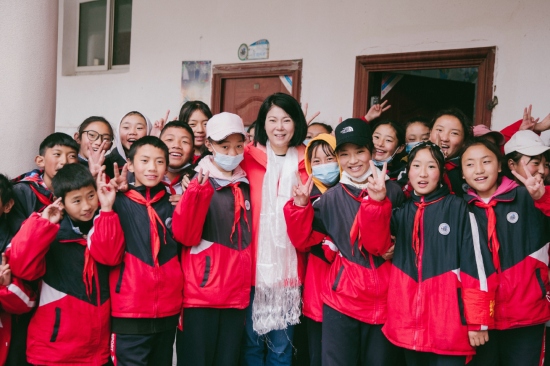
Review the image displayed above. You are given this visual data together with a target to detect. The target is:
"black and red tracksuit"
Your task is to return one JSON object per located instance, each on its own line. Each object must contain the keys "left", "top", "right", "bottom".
{"left": 359, "top": 184, "right": 496, "bottom": 360}
{"left": 0, "top": 216, "right": 36, "bottom": 366}
{"left": 9, "top": 210, "right": 124, "bottom": 366}
{"left": 172, "top": 176, "right": 252, "bottom": 366}
{"left": 93, "top": 184, "right": 183, "bottom": 366}
{"left": 284, "top": 181, "right": 404, "bottom": 366}
{"left": 464, "top": 179, "right": 550, "bottom": 366}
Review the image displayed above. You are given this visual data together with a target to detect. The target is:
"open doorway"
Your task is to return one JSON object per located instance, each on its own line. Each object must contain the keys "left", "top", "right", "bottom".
{"left": 353, "top": 47, "right": 496, "bottom": 126}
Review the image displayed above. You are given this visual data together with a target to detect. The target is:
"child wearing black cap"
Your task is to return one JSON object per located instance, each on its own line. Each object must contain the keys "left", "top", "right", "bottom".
{"left": 284, "top": 118, "right": 404, "bottom": 366}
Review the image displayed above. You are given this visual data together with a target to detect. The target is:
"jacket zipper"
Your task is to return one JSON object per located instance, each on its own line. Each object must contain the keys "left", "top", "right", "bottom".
{"left": 369, "top": 253, "right": 379, "bottom": 323}
{"left": 413, "top": 201, "right": 425, "bottom": 350}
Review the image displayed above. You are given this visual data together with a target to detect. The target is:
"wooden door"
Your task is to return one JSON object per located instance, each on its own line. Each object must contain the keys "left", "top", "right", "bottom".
{"left": 221, "top": 76, "right": 291, "bottom": 126}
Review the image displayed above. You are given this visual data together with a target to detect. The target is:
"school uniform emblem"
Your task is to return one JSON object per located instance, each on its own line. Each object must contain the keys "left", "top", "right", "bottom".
{"left": 165, "top": 217, "right": 173, "bottom": 229}
{"left": 507, "top": 212, "right": 518, "bottom": 224}
{"left": 245, "top": 200, "right": 251, "bottom": 210}
{"left": 439, "top": 223, "right": 450, "bottom": 235}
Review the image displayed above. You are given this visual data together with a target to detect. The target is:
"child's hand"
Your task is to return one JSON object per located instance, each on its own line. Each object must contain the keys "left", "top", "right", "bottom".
{"left": 169, "top": 194, "right": 182, "bottom": 206}
{"left": 88, "top": 140, "right": 107, "bottom": 179}
{"left": 151, "top": 110, "right": 176, "bottom": 137}
{"left": 292, "top": 171, "right": 313, "bottom": 207}
{"left": 468, "top": 330, "right": 489, "bottom": 347}
{"left": 97, "top": 172, "right": 116, "bottom": 211}
{"left": 365, "top": 100, "right": 391, "bottom": 122}
{"left": 0, "top": 254, "right": 11, "bottom": 287}
{"left": 366, "top": 161, "right": 387, "bottom": 201}
{"left": 196, "top": 168, "right": 210, "bottom": 186}
{"left": 181, "top": 174, "right": 191, "bottom": 193}
{"left": 511, "top": 160, "right": 546, "bottom": 201}
{"left": 519, "top": 105, "right": 539, "bottom": 131}
{"left": 302, "top": 103, "right": 321, "bottom": 125}
{"left": 381, "top": 245, "right": 395, "bottom": 261}
{"left": 41, "top": 198, "right": 63, "bottom": 224}
{"left": 112, "top": 163, "right": 129, "bottom": 193}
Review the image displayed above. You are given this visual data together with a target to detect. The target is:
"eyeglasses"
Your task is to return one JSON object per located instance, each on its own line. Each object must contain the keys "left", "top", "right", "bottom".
{"left": 82, "top": 130, "right": 113, "bottom": 144}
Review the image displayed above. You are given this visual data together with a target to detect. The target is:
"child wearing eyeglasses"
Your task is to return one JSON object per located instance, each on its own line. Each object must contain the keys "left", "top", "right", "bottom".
{"left": 74, "top": 116, "right": 116, "bottom": 178}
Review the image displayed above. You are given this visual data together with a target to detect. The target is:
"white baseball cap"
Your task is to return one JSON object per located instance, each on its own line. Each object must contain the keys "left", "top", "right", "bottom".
{"left": 206, "top": 112, "right": 247, "bottom": 141}
{"left": 504, "top": 130, "right": 550, "bottom": 156}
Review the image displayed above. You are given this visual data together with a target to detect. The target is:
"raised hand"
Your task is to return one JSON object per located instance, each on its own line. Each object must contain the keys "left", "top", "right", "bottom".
{"left": 511, "top": 160, "right": 546, "bottom": 200}
{"left": 292, "top": 171, "right": 313, "bottom": 207}
{"left": 534, "top": 112, "right": 550, "bottom": 133}
{"left": 302, "top": 103, "right": 321, "bottom": 125}
{"left": 151, "top": 109, "right": 171, "bottom": 137}
{"left": 365, "top": 100, "right": 391, "bottom": 122}
{"left": 181, "top": 174, "right": 191, "bottom": 193}
{"left": 41, "top": 197, "right": 64, "bottom": 224}
{"left": 519, "top": 105, "right": 540, "bottom": 131}
{"left": 366, "top": 161, "right": 387, "bottom": 201}
{"left": 196, "top": 168, "right": 210, "bottom": 186}
{"left": 96, "top": 172, "right": 116, "bottom": 211}
{"left": 112, "top": 163, "right": 129, "bottom": 193}
{"left": 88, "top": 140, "right": 107, "bottom": 178}
{"left": 0, "top": 253, "right": 11, "bottom": 287}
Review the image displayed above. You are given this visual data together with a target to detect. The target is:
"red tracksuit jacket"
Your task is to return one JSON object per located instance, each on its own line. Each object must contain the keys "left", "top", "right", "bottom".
{"left": 359, "top": 185, "right": 495, "bottom": 356}
{"left": 9, "top": 210, "right": 124, "bottom": 366}
{"left": 173, "top": 177, "right": 252, "bottom": 310}
{"left": 284, "top": 180, "right": 404, "bottom": 324}
{"left": 464, "top": 178, "right": 550, "bottom": 330}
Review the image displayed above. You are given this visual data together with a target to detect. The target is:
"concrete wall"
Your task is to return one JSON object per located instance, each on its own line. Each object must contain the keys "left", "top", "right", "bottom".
{"left": 0, "top": 1, "right": 58, "bottom": 177}
{"left": 55, "top": 0, "right": 550, "bottom": 137}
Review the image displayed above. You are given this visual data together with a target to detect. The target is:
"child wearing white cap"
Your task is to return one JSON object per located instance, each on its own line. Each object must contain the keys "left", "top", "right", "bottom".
{"left": 172, "top": 112, "right": 252, "bottom": 366}
{"left": 502, "top": 130, "right": 550, "bottom": 183}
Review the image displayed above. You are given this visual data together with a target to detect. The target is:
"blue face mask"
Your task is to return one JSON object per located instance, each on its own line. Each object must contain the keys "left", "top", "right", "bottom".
{"left": 304, "top": 139, "right": 312, "bottom": 146}
{"left": 213, "top": 148, "right": 244, "bottom": 172}
{"left": 405, "top": 142, "right": 418, "bottom": 154}
{"left": 312, "top": 162, "right": 340, "bottom": 186}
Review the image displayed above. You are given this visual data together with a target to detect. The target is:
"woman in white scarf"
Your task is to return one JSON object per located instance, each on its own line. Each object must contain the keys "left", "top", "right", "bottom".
{"left": 240, "top": 93, "right": 310, "bottom": 365}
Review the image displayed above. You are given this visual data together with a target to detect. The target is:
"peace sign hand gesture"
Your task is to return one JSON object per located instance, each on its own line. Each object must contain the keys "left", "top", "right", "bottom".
{"left": 96, "top": 172, "right": 117, "bottom": 211}
{"left": 511, "top": 160, "right": 546, "bottom": 201}
{"left": 365, "top": 100, "right": 391, "bottom": 122}
{"left": 41, "top": 198, "right": 64, "bottom": 224}
{"left": 302, "top": 103, "right": 321, "bottom": 125}
{"left": 366, "top": 161, "right": 387, "bottom": 201}
{"left": 519, "top": 105, "right": 539, "bottom": 131}
{"left": 112, "top": 163, "right": 129, "bottom": 193}
{"left": 196, "top": 168, "right": 210, "bottom": 186}
{"left": 0, "top": 254, "right": 11, "bottom": 287}
{"left": 151, "top": 109, "right": 176, "bottom": 137}
{"left": 293, "top": 171, "right": 313, "bottom": 207}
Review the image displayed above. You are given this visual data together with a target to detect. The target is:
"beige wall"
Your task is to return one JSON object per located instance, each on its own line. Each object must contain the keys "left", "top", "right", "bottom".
{"left": 55, "top": 0, "right": 550, "bottom": 137}
{"left": 0, "top": 1, "right": 58, "bottom": 178}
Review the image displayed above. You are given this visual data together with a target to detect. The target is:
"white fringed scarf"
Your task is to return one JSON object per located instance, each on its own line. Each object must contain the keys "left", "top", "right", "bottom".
{"left": 252, "top": 141, "right": 302, "bottom": 335}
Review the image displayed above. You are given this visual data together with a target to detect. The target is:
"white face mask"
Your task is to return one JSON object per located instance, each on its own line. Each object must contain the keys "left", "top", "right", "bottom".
{"left": 212, "top": 146, "right": 244, "bottom": 172}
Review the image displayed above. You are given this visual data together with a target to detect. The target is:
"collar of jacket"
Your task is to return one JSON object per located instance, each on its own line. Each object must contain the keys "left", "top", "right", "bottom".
{"left": 56, "top": 212, "right": 97, "bottom": 242}
{"left": 340, "top": 183, "right": 366, "bottom": 199}
{"left": 244, "top": 142, "right": 306, "bottom": 169}
{"left": 463, "top": 176, "right": 518, "bottom": 204}
{"left": 411, "top": 184, "right": 450, "bottom": 204}
{"left": 129, "top": 183, "right": 166, "bottom": 198}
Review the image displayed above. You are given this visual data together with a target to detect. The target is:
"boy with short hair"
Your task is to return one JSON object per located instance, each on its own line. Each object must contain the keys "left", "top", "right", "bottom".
{"left": 0, "top": 174, "right": 36, "bottom": 366}
{"left": 9, "top": 164, "right": 125, "bottom": 365}
{"left": 93, "top": 136, "right": 184, "bottom": 366}
{"left": 10, "top": 132, "right": 79, "bottom": 232}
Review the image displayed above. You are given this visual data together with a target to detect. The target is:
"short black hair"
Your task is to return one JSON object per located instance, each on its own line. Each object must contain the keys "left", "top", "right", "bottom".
{"left": 77, "top": 116, "right": 114, "bottom": 138}
{"left": 0, "top": 174, "right": 14, "bottom": 207}
{"left": 179, "top": 101, "right": 213, "bottom": 124}
{"left": 160, "top": 120, "right": 195, "bottom": 143}
{"left": 127, "top": 136, "right": 170, "bottom": 164}
{"left": 461, "top": 137, "right": 502, "bottom": 165}
{"left": 372, "top": 119, "right": 406, "bottom": 147}
{"left": 254, "top": 93, "right": 308, "bottom": 147}
{"left": 307, "top": 139, "right": 336, "bottom": 163}
{"left": 431, "top": 108, "right": 472, "bottom": 143}
{"left": 308, "top": 122, "right": 333, "bottom": 134}
{"left": 247, "top": 122, "right": 256, "bottom": 133}
{"left": 405, "top": 116, "right": 431, "bottom": 131}
{"left": 52, "top": 164, "right": 96, "bottom": 202}
{"left": 407, "top": 142, "right": 447, "bottom": 185}
{"left": 39, "top": 132, "right": 79, "bottom": 156}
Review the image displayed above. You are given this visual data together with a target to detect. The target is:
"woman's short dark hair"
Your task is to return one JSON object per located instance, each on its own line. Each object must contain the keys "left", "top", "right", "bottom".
{"left": 372, "top": 119, "right": 406, "bottom": 147}
{"left": 405, "top": 116, "right": 431, "bottom": 131}
{"left": 307, "top": 140, "right": 336, "bottom": 163}
{"left": 308, "top": 122, "right": 333, "bottom": 134}
{"left": 254, "top": 93, "right": 308, "bottom": 147}
{"left": 502, "top": 151, "right": 544, "bottom": 181}
{"left": 127, "top": 136, "right": 170, "bottom": 164}
{"left": 77, "top": 116, "right": 114, "bottom": 138}
{"left": 179, "top": 101, "right": 213, "bottom": 124}
{"left": 52, "top": 164, "right": 96, "bottom": 202}
{"left": 431, "top": 108, "right": 472, "bottom": 143}
{"left": 406, "top": 142, "right": 446, "bottom": 185}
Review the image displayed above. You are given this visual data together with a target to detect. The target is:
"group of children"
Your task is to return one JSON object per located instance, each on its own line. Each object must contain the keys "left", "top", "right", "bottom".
{"left": 0, "top": 94, "right": 549, "bottom": 366}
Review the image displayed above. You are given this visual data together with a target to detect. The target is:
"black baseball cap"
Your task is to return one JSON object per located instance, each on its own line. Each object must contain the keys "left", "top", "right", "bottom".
{"left": 335, "top": 118, "right": 372, "bottom": 151}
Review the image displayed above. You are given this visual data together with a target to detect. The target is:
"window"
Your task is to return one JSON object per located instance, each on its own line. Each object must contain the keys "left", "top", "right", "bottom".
{"left": 77, "top": 0, "right": 132, "bottom": 71}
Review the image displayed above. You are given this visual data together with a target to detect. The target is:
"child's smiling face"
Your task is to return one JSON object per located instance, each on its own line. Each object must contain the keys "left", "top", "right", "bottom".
{"left": 76, "top": 121, "right": 113, "bottom": 159}
{"left": 128, "top": 145, "right": 167, "bottom": 187}
{"left": 336, "top": 143, "right": 372, "bottom": 181}
{"left": 430, "top": 115, "right": 465, "bottom": 159}
{"left": 408, "top": 148, "right": 441, "bottom": 196}
{"left": 62, "top": 185, "right": 98, "bottom": 222}
{"left": 462, "top": 144, "right": 500, "bottom": 199}
{"left": 119, "top": 114, "right": 148, "bottom": 152}
{"left": 36, "top": 145, "right": 79, "bottom": 190}
{"left": 160, "top": 127, "right": 194, "bottom": 169}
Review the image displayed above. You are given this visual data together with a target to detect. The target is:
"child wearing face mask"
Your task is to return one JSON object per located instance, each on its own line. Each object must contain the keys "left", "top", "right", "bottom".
{"left": 359, "top": 142, "right": 495, "bottom": 366}
{"left": 404, "top": 117, "right": 431, "bottom": 154}
{"left": 461, "top": 136, "right": 550, "bottom": 366}
{"left": 172, "top": 113, "right": 252, "bottom": 366}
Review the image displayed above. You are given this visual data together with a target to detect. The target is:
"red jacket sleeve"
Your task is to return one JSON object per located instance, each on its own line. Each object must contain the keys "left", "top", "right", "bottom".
{"left": 88, "top": 210, "right": 126, "bottom": 266}
{"left": 534, "top": 186, "right": 550, "bottom": 216}
{"left": 9, "top": 213, "right": 58, "bottom": 281}
{"left": 172, "top": 178, "right": 214, "bottom": 246}
{"left": 358, "top": 197, "right": 393, "bottom": 256}
{"left": 500, "top": 120, "right": 523, "bottom": 144}
{"left": 0, "top": 276, "right": 36, "bottom": 314}
{"left": 322, "top": 237, "right": 339, "bottom": 263}
{"left": 284, "top": 200, "right": 326, "bottom": 252}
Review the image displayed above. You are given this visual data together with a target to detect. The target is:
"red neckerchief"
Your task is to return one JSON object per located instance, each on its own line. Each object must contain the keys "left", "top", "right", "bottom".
{"left": 162, "top": 174, "right": 181, "bottom": 195}
{"left": 474, "top": 200, "right": 500, "bottom": 271}
{"left": 124, "top": 188, "right": 167, "bottom": 266}
{"left": 16, "top": 172, "right": 54, "bottom": 208}
{"left": 226, "top": 182, "right": 250, "bottom": 246}
{"left": 59, "top": 239, "right": 96, "bottom": 301}
{"left": 412, "top": 196, "right": 445, "bottom": 267}
{"left": 342, "top": 184, "right": 368, "bottom": 260}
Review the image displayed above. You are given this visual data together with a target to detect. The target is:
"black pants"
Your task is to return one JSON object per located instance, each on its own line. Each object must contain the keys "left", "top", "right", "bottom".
{"left": 177, "top": 307, "right": 245, "bottom": 366}
{"left": 292, "top": 314, "right": 310, "bottom": 366}
{"left": 470, "top": 323, "right": 545, "bottom": 366}
{"left": 111, "top": 329, "right": 175, "bottom": 366}
{"left": 321, "top": 304, "right": 397, "bottom": 366}
{"left": 403, "top": 349, "right": 467, "bottom": 366}
{"left": 306, "top": 316, "right": 322, "bottom": 366}
{"left": 545, "top": 326, "right": 550, "bottom": 366}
